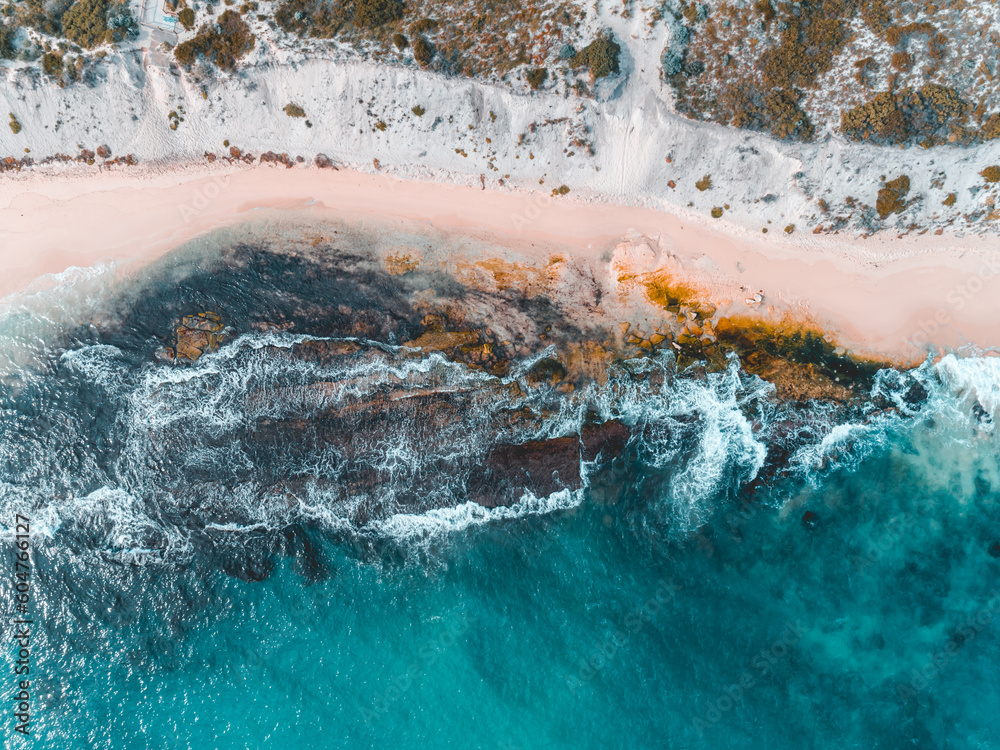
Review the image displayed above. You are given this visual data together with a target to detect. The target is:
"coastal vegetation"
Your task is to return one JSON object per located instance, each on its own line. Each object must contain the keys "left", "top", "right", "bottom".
{"left": 62, "top": 0, "right": 136, "bottom": 48}
{"left": 840, "top": 85, "right": 966, "bottom": 146}
{"left": 413, "top": 35, "right": 432, "bottom": 65}
{"left": 665, "top": 0, "right": 1000, "bottom": 146}
{"left": 178, "top": 7, "right": 195, "bottom": 30}
{"left": 569, "top": 33, "right": 620, "bottom": 79}
{"left": 526, "top": 67, "right": 547, "bottom": 90}
{"left": 284, "top": 103, "right": 306, "bottom": 117}
{"left": 8, "top": 112, "right": 21, "bottom": 134}
{"left": 875, "top": 176, "right": 910, "bottom": 219}
{"left": 354, "top": 0, "right": 403, "bottom": 29}
{"left": 0, "top": 21, "right": 17, "bottom": 59}
{"left": 272, "top": 0, "right": 586, "bottom": 83}
{"left": 175, "top": 10, "right": 255, "bottom": 70}
{"left": 41, "top": 51, "right": 63, "bottom": 77}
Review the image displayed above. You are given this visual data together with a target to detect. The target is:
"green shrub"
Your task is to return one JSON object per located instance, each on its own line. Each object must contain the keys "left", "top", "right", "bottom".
{"left": 758, "top": 0, "right": 854, "bottom": 93}
{"left": 413, "top": 36, "right": 432, "bottom": 65}
{"left": 393, "top": 32, "right": 407, "bottom": 50}
{"left": 58, "top": 0, "right": 135, "bottom": 47}
{"left": 570, "top": 33, "right": 620, "bottom": 79}
{"left": 860, "top": 0, "right": 892, "bottom": 36}
{"left": 711, "top": 207, "right": 723, "bottom": 218}
{"left": 983, "top": 113, "right": 1000, "bottom": 140}
{"left": 526, "top": 67, "right": 547, "bottom": 90}
{"left": 353, "top": 0, "right": 402, "bottom": 29}
{"left": 41, "top": 51, "right": 63, "bottom": 77}
{"left": 784, "top": 224, "right": 795, "bottom": 234}
{"left": 942, "top": 193, "right": 956, "bottom": 206}
{"left": 178, "top": 7, "right": 195, "bottom": 29}
{"left": 876, "top": 176, "right": 910, "bottom": 219}
{"left": 175, "top": 10, "right": 255, "bottom": 70}
{"left": 841, "top": 85, "right": 966, "bottom": 145}
{"left": 551, "top": 184, "right": 569, "bottom": 196}
{"left": 853, "top": 56, "right": 876, "bottom": 85}
{"left": 62, "top": 0, "right": 110, "bottom": 48}
{"left": 284, "top": 102, "right": 305, "bottom": 117}
{"left": 890, "top": 51, "right": 912, "bottom": 70}
{"left": 411, "top": 104, "right": 425, "bottom": 116}
{"left": 695, "top": 174, "right": 712, "bottom": 191}
{"left": 982, "top": 166, "right": 1000, "bottom": 183}
{"left": 8, "top": 113, "right": 21, "bottom": 134}
{"left": 762, "top": 88, "right": 814, "bottom": 140}
{"left": 0, "top": 22, "right": 18, "bottom": 60}
{"left": 274, "top": 0, "right": 348, "bottom": 38}
{"left": 410, "top": 17, "right": 437, "bottom": 33}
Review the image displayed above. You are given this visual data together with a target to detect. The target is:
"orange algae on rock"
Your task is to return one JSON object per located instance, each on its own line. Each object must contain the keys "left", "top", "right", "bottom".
{"left": 713, "top": 315, "right": 886, "bottom": 401}
{"left": 641, "top": 270, "right": 706, "bottom": 312}
{"left": 453, "top": 258, "right": 550, "bottom": 298}
{"left": 639, "top": 269, "right": 889, "bottom": 401}
{"left": 157, "top": 311, "right": 227, "bottom": 364}
{"left": 384, "top": 251, "right": 421, "bottom": 275}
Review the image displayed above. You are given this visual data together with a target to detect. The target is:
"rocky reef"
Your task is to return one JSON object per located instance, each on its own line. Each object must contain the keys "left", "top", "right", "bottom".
{"left": 79, "top": 221, "right": 921, "bottom": 577}
{"left": 155, "top": 311, "right": 230, "bottom": 363}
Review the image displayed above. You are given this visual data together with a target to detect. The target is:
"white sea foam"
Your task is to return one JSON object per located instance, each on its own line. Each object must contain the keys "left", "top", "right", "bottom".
{"left": 932, "top": 354, "right": 1000, "bottom": 422}
{"left": 8, "top": 291, "right": 1000, "bottom": 560}
{"left": 373, "top": 488, "right": 583, "bottom": 542}
{"left": 586, "top": 353, "right": 770, "bottom": 530}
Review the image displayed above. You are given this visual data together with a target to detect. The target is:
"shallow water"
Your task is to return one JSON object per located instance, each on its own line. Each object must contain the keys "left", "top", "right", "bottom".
{"left": 2, "top": 234, "right": 1000, "bottom": 749}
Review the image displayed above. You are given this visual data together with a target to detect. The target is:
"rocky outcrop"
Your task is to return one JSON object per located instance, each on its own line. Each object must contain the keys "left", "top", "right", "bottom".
{"left": 155, "top": 311, "right": 228, "bottom": 363}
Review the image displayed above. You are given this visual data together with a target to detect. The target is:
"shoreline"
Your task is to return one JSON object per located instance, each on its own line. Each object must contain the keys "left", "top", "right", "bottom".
{"left": 2, "top": 161, "right": 999, "bottom": 364}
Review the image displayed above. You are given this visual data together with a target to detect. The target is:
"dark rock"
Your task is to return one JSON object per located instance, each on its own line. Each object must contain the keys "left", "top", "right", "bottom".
{"left": 527, "top": 357, "right": 567, "bottom": 385}
{"left": 171, "top": 311, "right": 226, "bottom": 363}
{"left": 96, "top": 144, "right": 112, "bottom": 158}
{"left": 581, "top": 419, "right": 630, "bottom": 462}
{"left": 219, "top": 545, "right": 275, "bottom": 582}
{"left": 989, "top": 542, "right": 1000, "bottom": 558}
{"left": 802, "top": 510, "right": 819, "bottom": 529}
{"left": 469, "top": 437, "right": 580, "bottom": 507}
{"left": 315, "top": 153, "right": 334, "bottom": 169}
{"left": 902, "top": 380, "right": 928, "bottom": 409}
{"left": 260, "top": 151, "right": 294, "bottom": 168}
{"left": 972, "top": 400, "right": 993, "bottom": 427}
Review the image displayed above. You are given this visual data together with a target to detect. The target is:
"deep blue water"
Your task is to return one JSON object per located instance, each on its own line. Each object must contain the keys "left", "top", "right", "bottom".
{"left": 2, "top": 248, "right": 1000, "bottom": 749}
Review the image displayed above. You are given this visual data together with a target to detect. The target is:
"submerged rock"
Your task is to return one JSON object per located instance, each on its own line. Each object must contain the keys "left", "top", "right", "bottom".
{"left": 158, "top": 311, "right": 227, "bottom": 364}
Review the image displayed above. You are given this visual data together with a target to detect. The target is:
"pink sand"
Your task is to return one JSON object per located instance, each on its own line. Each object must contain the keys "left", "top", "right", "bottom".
{"left": 1, "top": 163, "right": 998, "bottom": 364}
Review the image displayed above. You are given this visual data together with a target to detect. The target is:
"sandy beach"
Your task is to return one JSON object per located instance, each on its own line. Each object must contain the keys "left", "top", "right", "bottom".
{"left": 1, "top": 161, "right": 998, "bottom": 364}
